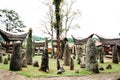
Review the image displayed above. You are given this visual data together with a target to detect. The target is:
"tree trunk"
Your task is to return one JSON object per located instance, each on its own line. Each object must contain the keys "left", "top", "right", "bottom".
{"left": 54, "top": 0, "right": 62, "bottom": 59}
{"left": 10, "top": 42, "right": 22, "bottom": 71}
{"left": 51, "top": 28, "right": 54, "bottom": 58}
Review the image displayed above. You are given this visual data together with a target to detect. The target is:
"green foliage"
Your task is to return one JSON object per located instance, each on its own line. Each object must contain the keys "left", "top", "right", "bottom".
{"left": 0, "top": 9, "right": 26, "bottom": 32}
{"left": 68, "top": 38, "right": 73, "bottom": 43}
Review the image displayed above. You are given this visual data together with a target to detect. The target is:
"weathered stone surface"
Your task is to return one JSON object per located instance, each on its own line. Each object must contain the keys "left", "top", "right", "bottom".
{"left": 57, "top": 58, "right": 61, "bottom": 70}
{"left": 0, "top": 53, "right": 3, "bottom": 63}
{"left": 80, "top": 63, "right": 85, "bottom": 68}
{"left": 33, "top": 60, "right": 39, "bottom": 67}
{"left": 106, "top": 64, "right": 112, "bottom": 69}
{"left": 3, "top": 58, "right": 8, "bottom": 64}
{"left": 85, "top": 38, "right": 99, "bottom": 73}
{"left": 10, "top": 42, "right": 22, "bottom": 71}
{"left": 77, "top": 58, "right": 81, "bottom": 64}
{"left": 40, "top": 38, "right": 49, "bottom": 72}
{"left": 26, "top": 28, "right": 32, "bottom": 65}
{"left": 70, "top": 57, "right": 74, "bottom": 70}
{"left": 21, "top": 50, "right": 27, "bottom": 67}
{"left": 22, "top": 58, "right": 27, "bottom": 67}
{"left": 77, "top": 47, "right": 83, "bottom": 63}
{"left": 57, "top": 69, "right": 62, "bottom": 74}
{"left": 99, "top": 66, "right": 104, "bottom": 70}
{"left": 112, "top": 45, "right": 118, "bottom": 64}
{"left": 98, "top": 46, "right": 104, "bottom": 63}
{"left": 8, "top": 54, "right": 11, "bottom": 61}
{"left": 63, "top": 43, "right": 70, "bottom": 66}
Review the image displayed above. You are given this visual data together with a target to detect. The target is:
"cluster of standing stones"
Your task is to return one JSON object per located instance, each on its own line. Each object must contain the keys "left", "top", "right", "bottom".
{"left": 0, "top": 29, "right": 119, "bottom": 75}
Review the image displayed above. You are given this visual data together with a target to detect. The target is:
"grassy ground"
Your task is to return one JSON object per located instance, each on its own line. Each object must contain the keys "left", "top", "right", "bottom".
{"left": 0, "top": 55, "right": 120, "bottom": 78}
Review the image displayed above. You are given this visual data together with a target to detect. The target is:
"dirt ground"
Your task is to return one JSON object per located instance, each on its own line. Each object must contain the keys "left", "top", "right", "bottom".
{"left": 0, "top": 69, "right": 120, "bottom": 80}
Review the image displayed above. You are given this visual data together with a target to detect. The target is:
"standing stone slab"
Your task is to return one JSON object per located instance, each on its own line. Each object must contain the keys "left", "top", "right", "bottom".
{"left": 85, "top": 38, "right": 99, "bottom": 73}
{"left": 63, "top": 43, "right": 70, "bottom": 66}
{"left": 112, "top": 44, "right": 118, "bottom": 64}
{"left": 0, "top": 53, "right": 3, "bottom": 63}
{"left": 70, "top": 57, "right": 74, "bottom": 70}
{"left": 40, "top": 38, "right": 49, "bottom": 72}
{"left": 57, "top": 58, "right": 61, "bottom": 70}
{"left": 26, "top": 28, "right": 32, "bottom": 65}
{"left": 98, "top": 46, "right": 104, "bottom": 63}
{"left": 10, "top": 42, "right": 22, "bottom": 71}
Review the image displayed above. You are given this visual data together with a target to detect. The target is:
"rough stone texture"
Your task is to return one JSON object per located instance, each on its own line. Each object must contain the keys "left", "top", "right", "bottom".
{"left": 32, "top": 42, "right": 35, "bottom": 56}
{"left": 3, "top": 58, "right": 8, "bottom": 64}
{"left": 10, "top": 42, "right": 22, "bottom": 71}
{"left": 118, "top": 52, "right": 120, "bottom": 62}
{"left": 77, "top": 58, "right": 81, "bottom": 64}
{"left": 60, "top": 64, "right": 65, "bottom": 72}
{"left": 63, "top": 43, "right": 70, "bottom": 66}
{"left": 99, "top": 66, "right": 104, "bottom": 70}
{"left": 8, "top": 54, "right": 11, "bottom": 61}
{"left": 77, "top": 47, "right": 83, "bottom": 63}
{"left": 80, "top": 63, "right": 85, "bottom": 68}
{"left": 85, "top": 38, "right": 99, "bottom": 73}
{"left": 112, "top": 44, "right": 118, "bottom": 64}
{"left": 106, "top": 64, "right": 112, "bottom": 69}
{"left": 33, "top": 60, "right": 39, "bottom": 67}
{"left": 98, "top": 46, "right": 104, "bottom": 63}
{"left": 70, "top": 57, "right": 74, "bottom": 70}
{"left": 40, "top": 38, "right": 49, "bottom": 72}
{"left": 0, "top": 53, "right": 3, "bottom": 63}
{"left": 57, "top": 58, "right": 61, "bottom": 70}
{"left": 22, "top": 58, "right": 27, "bottom": 67}
{"left": 22, "top": 50, "right": 27, "bottom": 67}
{"left": 26, "top": 28, "right": 32, "bottom": 65}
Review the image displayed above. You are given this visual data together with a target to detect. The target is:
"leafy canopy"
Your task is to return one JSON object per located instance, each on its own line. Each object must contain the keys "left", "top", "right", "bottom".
{"left": 0, "top": 9, "right": 26, "bottom": 32}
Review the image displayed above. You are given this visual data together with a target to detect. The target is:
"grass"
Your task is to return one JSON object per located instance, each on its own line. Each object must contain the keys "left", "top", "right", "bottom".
{"left": 0, "top": 55, "right": 120, "bottom": 78}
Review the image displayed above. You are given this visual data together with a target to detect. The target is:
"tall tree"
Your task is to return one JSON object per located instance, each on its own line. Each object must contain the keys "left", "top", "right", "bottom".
{"left": 41, "top": 0, "right": 55, "bottom": 58}
{"left": 41, "top": 0, "right": 80, "bottom": 57}
{"left": 53, "top": 0, "right": 63, "bottom": 58}
{"left": 61, "top": 0, "right": 80, "bottom": 37}
{"left": 0, "top": 9, "right": 25, "bottom": 32}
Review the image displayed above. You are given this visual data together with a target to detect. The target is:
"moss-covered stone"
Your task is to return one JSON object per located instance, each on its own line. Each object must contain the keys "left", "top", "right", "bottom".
{"left": 40, "top": 38, "right": 49, "bottom": 72}
{"left": 63, "top": 43, "right": 70, "bottom": 66}
{"left": 10, "top": 42, "right": 22, "bottom": 71}
{"left": 26, "top": 28, "right": 32, "bottom": 65}
{"left": 85, "top": 38, "right": 99, "bottom": 73}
